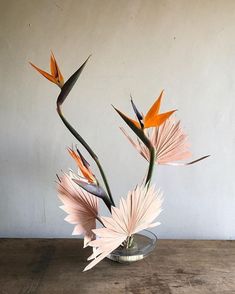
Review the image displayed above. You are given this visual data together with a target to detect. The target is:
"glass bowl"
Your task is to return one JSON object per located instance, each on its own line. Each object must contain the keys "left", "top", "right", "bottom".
{"left": 107, "top": 230, "right": 157, "bottom": 263}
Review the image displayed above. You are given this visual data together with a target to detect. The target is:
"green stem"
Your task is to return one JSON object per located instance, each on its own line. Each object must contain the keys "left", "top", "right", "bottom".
{"left": 95, "top": 159, "right": 115, "bottom": 206}
{"left": 96, "top": 216, "right": 105, "bottom": 227}
{"left": 57, "top": 105, "right": 115, "bottom": 207}
{"left": 145, "top": 146, "right": 156, "bottom": 188}
{"left": 126, "top": 235, "right": 134, "bottom": 249}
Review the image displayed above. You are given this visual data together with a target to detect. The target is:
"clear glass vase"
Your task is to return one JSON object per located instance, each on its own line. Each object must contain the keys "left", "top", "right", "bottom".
{"left": 107, "top": 230, "right": 157, "bottom": 263}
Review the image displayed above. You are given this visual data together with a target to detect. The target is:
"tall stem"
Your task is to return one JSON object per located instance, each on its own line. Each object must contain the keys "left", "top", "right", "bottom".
{"left": 95, "top": 159, "right": 114, "bottom": 206}
{"left": 96, "top": 216, "right": 105, "bottom": 227}
{"left": 57, "top": 105, "right": 115, "bottom": 207}
{"left": 145, "top": 146, "right": 156, "bottom": 188}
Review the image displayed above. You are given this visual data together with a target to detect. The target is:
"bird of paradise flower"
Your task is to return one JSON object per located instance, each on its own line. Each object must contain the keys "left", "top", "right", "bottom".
{"left": 30, "top": 52, "right": 209, "bottom": 271}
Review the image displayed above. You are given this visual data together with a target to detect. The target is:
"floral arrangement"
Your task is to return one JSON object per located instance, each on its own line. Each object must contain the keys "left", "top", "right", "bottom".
{"left": 30, "top": 53, "right": 209, "bottom": 271}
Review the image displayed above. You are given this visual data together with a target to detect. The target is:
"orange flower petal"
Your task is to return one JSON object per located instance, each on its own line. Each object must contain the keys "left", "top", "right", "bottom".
{"left": 51, "top": 51, "right": 64, "bottom": 87}
{"left": 68, "top": 148, "right": 95, "bottom": 183}
{"left": 29, "top": 62, "right": 58, "bottom": 85}
{"left": 144, "top": 90, "right": 164, "bottom": 126}
{"left": 50, "top": 52, "right": 58, "bottom": 78}
{"left": 57, "top": 66, "right": 64, "bottom": 87}
{"left": 144, "top": 110, "right": 176, "bottom": 128}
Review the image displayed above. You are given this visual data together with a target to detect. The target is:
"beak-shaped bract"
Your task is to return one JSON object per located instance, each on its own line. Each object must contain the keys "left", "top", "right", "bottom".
{"left": 30, "top": 52, "right": 64, "bottom": 88}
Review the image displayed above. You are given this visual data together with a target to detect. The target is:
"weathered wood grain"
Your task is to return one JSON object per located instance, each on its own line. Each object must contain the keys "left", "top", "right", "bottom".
{"left": 0, "top": 239, "right": 235, "bottom": 294}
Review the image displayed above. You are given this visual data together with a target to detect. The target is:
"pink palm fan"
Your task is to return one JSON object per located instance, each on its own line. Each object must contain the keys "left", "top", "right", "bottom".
{"left": 121, "top": 116, "right": 209, "bottom": 166}
{"left": 83, "top": 183, "right": 163, "bottom": 271}
{"left": 57, "top": 172, "right": 100, "bottom": 247}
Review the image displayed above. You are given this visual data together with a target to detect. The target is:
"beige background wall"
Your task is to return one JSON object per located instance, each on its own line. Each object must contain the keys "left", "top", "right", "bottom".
{"left": 0, "top": 0, "right": 234, "bottom": 239}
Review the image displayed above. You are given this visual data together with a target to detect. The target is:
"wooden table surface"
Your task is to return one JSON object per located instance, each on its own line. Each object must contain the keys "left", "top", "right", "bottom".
{"left": 0, "top": 239, "right": 235, "bottom": 294}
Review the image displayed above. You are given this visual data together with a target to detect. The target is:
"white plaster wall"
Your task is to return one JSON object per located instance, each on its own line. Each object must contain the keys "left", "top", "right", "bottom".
{"left": 0, "top": 0, "right": 234, "bottom": 239}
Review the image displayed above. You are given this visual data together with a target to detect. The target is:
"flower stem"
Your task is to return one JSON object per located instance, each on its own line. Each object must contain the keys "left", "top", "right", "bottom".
{"left": 126, "top": 235, "right": 134, "bottom": 249}
{"left": 57, "top": 105, "right": 115, "bottom": 207}
{"left": 96, "top": 216, "right": 105, "bottom": 227}
{"left": 122, "top": 235, "right": 134, "bottom": 249}
{"left": 145, "top": 146, "right": 156, "bottom": 188}
{"left": 95, "top": 159, "right": 115, "bottom": 206}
